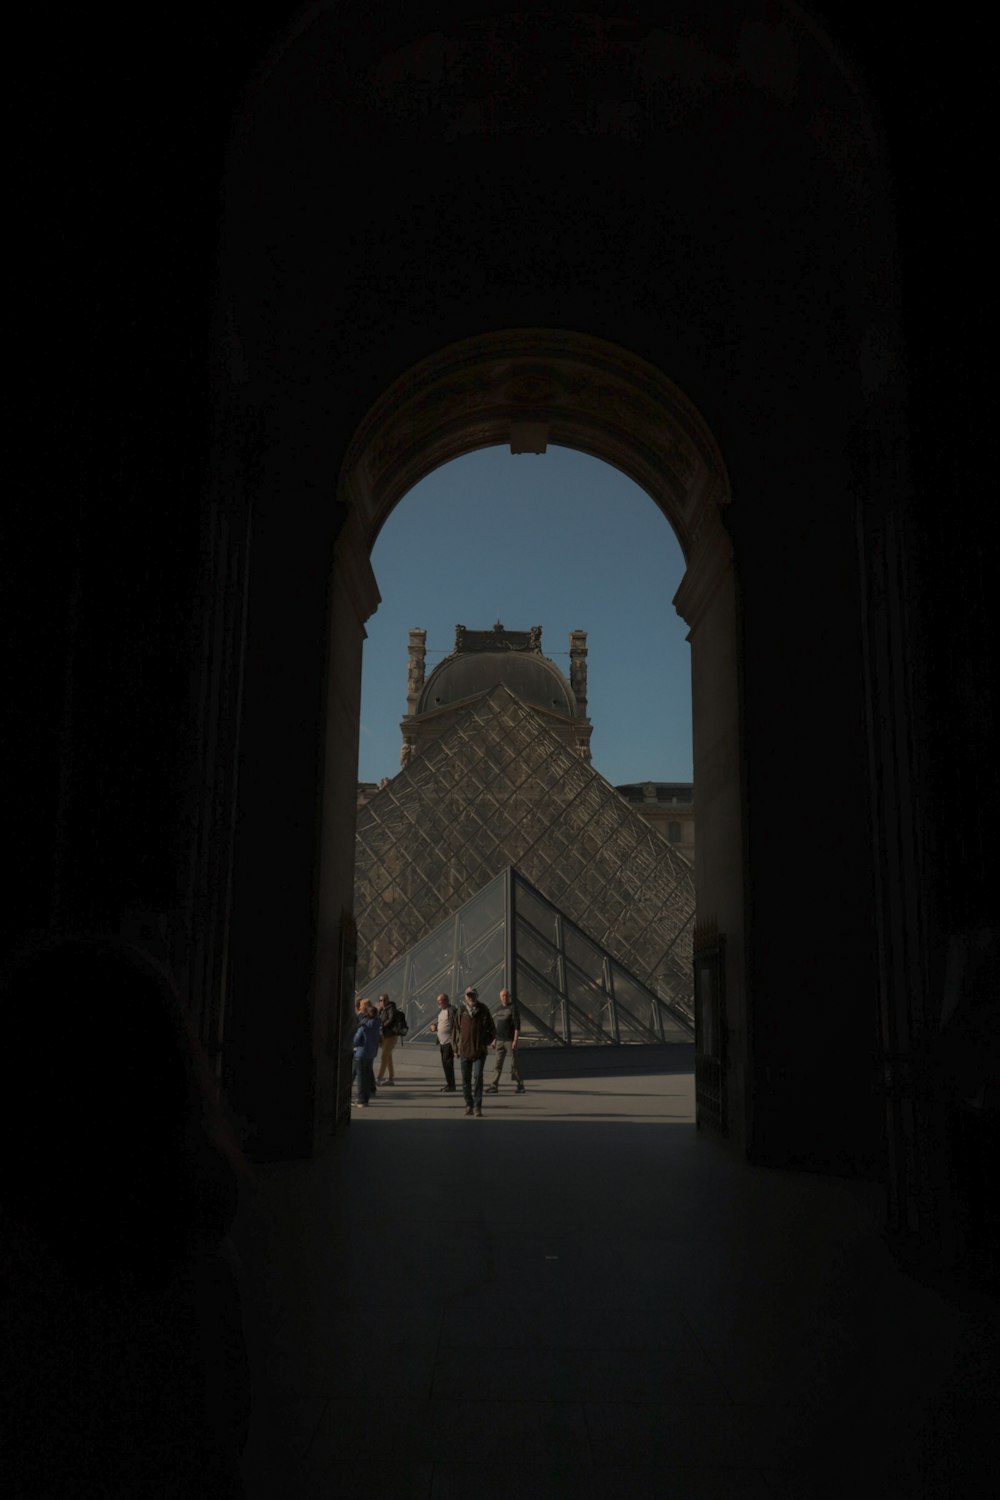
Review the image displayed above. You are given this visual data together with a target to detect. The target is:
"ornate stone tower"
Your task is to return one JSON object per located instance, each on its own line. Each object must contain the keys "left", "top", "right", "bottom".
{"left": 569, "top": 629, "right": 591, "bottom": 760}
{"left": 401, "top": 628, "right": 426, "bottom": 767}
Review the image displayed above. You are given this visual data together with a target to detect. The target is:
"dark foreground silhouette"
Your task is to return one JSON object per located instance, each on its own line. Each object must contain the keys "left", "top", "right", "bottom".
{"left": 0, "top": 938, "right": 251, "bottom": 1498}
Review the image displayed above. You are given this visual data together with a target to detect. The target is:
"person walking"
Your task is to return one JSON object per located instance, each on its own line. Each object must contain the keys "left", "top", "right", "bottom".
{"left": 487, "top": 987, "right": 525, "bottom": 1094}
{"left": 352, "top": 998, "right": 381, "bottom": 1105}
{"left": 352, "top": 998, "right": 373, "bottom": 1107}
{"left": 376, "top": 992, "right": 402, "bottom": 1085}
{"left": 453, "top": 986, "right": 496, "bottom": 1116}
{"left": 430, "top": 992, "right": 457, "bottom": 1091}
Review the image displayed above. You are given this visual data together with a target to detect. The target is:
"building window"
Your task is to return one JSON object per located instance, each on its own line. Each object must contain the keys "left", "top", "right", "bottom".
{"left": 667, "top": 821, "right": 682, "bottom": 842}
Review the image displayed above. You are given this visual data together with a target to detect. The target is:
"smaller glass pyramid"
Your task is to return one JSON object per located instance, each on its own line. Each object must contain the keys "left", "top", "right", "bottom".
{"left": 359, "top": 867, "right": 693, "bottom": 1047}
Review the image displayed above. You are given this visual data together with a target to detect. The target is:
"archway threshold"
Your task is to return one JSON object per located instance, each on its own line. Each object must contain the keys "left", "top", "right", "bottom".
{"left": 231, "top": 1042, "right": 983, "bottom": 1500}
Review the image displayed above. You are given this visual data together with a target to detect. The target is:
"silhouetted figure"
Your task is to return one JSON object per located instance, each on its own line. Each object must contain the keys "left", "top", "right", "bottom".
{"left": 0, "top": 937, "right": 251, "bottom": 1498}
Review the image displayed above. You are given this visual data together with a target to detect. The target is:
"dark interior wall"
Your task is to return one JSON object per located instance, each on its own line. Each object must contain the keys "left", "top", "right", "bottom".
{"left": 6, "top": 5, "right": 993, "bottom": 1212}
{"left": 228, "top": 4, "right": 879, "bottom": 416}
{"left": 219, "top": 395, "right": 355, "bottom": 1154}
{"left": 6, "top": 8, "right": 223, "bottom": 949}
{"left": 222, "top": 3, "right": 894, "bottom": 1167}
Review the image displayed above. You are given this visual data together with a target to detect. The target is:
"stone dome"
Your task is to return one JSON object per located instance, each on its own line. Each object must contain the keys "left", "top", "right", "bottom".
{"left": 418, "top": 649, "right": 577, "bottom": 718}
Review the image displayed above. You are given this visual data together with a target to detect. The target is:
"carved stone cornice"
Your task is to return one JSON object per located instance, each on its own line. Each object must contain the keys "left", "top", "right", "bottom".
{"left": 673, "top": 506, "right": 734, "bottom": 634}
{"left": 332, "top": 507, "right": 381, "bottom": 628}
{"left": 337, "top": 329, "right": 730, "bottom": 563}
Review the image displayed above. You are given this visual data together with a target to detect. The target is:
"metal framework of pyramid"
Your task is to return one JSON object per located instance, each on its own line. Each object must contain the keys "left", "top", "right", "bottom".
{"left": 355, "top": 685, "right": 695, "bottom": 1020}
{"left": 363, "top": 867, "right": 693, "bottom": 1046}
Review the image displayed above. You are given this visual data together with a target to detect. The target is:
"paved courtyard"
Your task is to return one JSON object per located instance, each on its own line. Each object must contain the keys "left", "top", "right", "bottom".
{"left": 233, "top": 1043, "right": 998, "bottom": 1499}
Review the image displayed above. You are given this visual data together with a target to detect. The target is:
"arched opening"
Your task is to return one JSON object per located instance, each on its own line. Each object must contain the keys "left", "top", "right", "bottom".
{"left": 357, "top": 445, "right": 694, "bottom": 793}
{"left": 213, "top": 2, "right": 894, "bottom": 1187}
{"left": 317, "top": 329, "right": 744, "bottom": 1141}
{"left": 9, "top": 26, "right": 997, "bottom": 1483}
{"left": 355, "top": 445, "right": 696, "bottom": 1056}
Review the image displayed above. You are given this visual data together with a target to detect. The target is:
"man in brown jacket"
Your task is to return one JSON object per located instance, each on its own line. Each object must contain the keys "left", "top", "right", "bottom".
{"left": 453, "top": 986, "right": 496, "bottom": 1116}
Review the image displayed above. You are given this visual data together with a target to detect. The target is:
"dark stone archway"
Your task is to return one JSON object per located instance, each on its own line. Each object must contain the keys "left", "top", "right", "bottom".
{"left": 10, "top": 3, "right": 994, "bottom": 1281}
{"left": 214, "top": 7, "right": 895, "bottom": 1168}
{"left": 328, "top": 328, "right": 745, "bottom": 1141}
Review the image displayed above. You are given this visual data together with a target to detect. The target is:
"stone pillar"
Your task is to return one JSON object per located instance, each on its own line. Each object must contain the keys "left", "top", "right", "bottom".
{"left": 224, "top": 422, "right": 381, "bottom": 1159}
{"left": 314, "top": 508, "right": 381, "bottom": 1137}
{"left": 674, "top": 504, "right": 747, "bottom": 1153}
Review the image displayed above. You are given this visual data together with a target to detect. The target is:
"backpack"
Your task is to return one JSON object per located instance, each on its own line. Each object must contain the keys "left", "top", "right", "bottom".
{"left": 393, "top": 1009, "right": 409, "bottom": 1038}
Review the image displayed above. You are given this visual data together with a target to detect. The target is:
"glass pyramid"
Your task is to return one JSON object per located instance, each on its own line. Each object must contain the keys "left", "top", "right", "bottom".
{"left": 360, "top": 867, "right": 693, "bottom": 1046}
{"left": 355, "top": 685, "right": 695, "bottom": 1019}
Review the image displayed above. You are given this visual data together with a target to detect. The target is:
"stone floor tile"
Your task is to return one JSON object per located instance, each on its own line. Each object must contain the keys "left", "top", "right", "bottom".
{"left": 432, "top": 1343, "right": 725, "bottom": 1402}
{"left": 431, "top": 1461, "right": 781, "bottom": 1500}
{"left": 232, "top": 1052, "right": 993, "bottom": 1500}
{"left": 306, "top": 1395, "right": 591, "bottom": 1470}
{"left": 419, "top": 1397, "right": 591, "bottom": 1463}
{"left": 440, "top": 1302, "right": 705, "bottom": 1354}
{"left": 583, "top": 1400, "right": 847, "bottom": 1472}
{"left": 323, "top": 1342, "right": 439, "bottom": 1398}
{"left": 301, "top": 1456, "right": 435, "bottom": 1500}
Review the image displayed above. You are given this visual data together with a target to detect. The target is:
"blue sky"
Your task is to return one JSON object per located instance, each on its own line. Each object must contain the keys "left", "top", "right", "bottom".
{"left": 359, "top": 445, "right": 692, "bottom": 787}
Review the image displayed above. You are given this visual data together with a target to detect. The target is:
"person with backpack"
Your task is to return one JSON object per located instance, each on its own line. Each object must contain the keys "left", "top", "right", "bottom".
{"left": 375, "top": 992, "right": 408, "bottom": 1085}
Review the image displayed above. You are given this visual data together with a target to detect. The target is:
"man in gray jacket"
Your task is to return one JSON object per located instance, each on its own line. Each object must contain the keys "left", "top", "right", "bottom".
{"left": 487, "top": 988, "right": 525, "bottom": 1094}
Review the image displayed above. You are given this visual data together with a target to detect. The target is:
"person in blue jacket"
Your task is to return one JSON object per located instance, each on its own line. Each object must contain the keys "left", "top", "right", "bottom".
{"left": 353, "top": 997, "right": 380, "bottom": 1107}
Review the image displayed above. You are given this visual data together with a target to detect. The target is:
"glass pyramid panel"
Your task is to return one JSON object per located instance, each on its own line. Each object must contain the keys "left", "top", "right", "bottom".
{"left": 565, "top": 962, "right": 613, "bottom": 1038}
{"left": 360, "top": 867, "right": 693, "bottom": 1048}
{"left": 355, "top": 686, "right": 696, "bottom": 1020}
{"left": 357, "top": 871, "right": 507, "bottom": 1042}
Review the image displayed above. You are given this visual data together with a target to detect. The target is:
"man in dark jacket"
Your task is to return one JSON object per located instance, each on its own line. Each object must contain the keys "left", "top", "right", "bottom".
{"left": 376, "top": 992, "right": 401, "bottom": 1085}
{"left": 453, "top": 986, "right": 496, "bottom": 1116}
